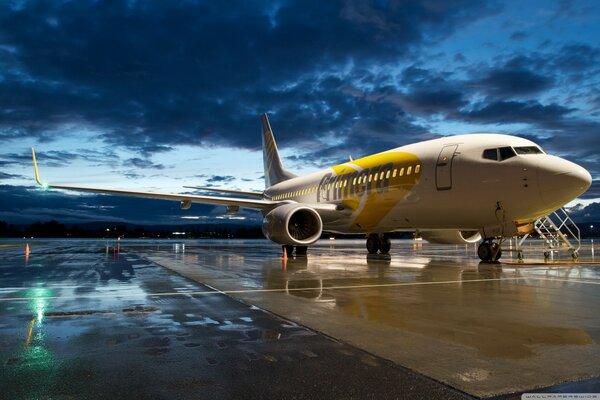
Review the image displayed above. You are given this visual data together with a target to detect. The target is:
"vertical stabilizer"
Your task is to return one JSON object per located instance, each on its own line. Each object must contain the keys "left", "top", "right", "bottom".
{"left": 261, "top": 113, "right": 296, "bottom": 188}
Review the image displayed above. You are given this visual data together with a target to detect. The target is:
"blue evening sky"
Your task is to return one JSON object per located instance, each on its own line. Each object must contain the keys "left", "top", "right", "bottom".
{"left": 0, "top": 0, "right": 599, "bottom": 224}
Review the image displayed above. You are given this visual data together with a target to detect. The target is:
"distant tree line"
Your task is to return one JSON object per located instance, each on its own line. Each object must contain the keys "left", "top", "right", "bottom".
{"left": 0, "top": 220, "right": 265, "bottom": 239}
{"left": 1, "top": 220, "right": 598, "bottom": 239}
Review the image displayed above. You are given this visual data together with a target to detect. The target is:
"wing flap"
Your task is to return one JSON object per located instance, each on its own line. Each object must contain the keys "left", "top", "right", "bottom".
{"left": 45, "top": 184, "right": 278, "bottom": 210}
{"left": 183, "top": 186, "right": 264, "bottom": 198}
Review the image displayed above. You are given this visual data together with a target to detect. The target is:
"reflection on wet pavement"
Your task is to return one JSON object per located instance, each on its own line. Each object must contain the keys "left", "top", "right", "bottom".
{"left": 138, "top": 239, "right": 600, "bottom": 397}
{"left": 0, "top": 239, "right": 472, "bottom": 400}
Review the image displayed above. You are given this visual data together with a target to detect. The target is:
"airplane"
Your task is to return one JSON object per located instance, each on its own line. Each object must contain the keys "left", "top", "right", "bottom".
{"left": 32, "top": 113, "right": 592, "bottom": 261}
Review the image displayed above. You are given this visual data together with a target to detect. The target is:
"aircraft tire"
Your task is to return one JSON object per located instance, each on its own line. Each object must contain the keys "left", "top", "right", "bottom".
{"left": 366, "top": 234, "right": 380, "bottom": 254}
{"left": 477, "top": 242, "right": 492, "bottom": 262}
{"left": 379, "top": 235, "right": 391, "bottom": 254}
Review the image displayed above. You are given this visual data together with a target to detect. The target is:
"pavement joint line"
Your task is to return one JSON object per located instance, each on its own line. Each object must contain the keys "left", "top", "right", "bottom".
{"left": 0, "top": 275, "right": 598, "bottom": 302}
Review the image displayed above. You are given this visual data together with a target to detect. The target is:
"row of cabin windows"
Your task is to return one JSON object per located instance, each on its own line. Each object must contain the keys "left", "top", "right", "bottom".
{"left": 271, "top": 164, "right": 421, "bottom": 201}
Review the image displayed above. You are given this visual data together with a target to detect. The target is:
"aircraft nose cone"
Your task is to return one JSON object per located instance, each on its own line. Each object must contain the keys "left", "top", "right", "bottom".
{"left": 537, "top": 156, "right": 592, "bottom": 208}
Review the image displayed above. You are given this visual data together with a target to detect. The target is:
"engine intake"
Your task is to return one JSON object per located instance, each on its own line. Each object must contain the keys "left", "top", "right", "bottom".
{"left": 262, "top": 204, "right": 323, "bottom": 245}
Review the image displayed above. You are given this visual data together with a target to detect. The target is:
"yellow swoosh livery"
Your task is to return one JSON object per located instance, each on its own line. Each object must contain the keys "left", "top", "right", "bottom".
{"left": 31, "top": 113, "right": 591, "bottom": 261}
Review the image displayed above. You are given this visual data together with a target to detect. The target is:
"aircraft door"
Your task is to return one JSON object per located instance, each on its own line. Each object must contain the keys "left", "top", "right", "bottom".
{"left": 436, "top": 144, "right": 459, "bottom": 190}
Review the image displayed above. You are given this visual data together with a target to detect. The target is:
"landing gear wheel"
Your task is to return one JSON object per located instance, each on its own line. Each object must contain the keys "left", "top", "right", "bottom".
{"left": 477, "top": 242, "right": 492, "bottom": 262}
{"left": 478, "top": 241, "right": 502, "bottom": 262}
{"left": 543, "top": 251, "right": 550, "bottom": 260}
{"left": 366, "top": 234, "right": 380, "bottom": 254}
{"left": 572, "top": 250, "right": 579, "bottom": 260}
{"left": 283, "top": 245, "right": 294, "bottom": 257}
{"left": 517, "top": 251, "right": 524, "bottom": 261}
{"left": 379, "top": 235, "right": 391, "bottom": 254}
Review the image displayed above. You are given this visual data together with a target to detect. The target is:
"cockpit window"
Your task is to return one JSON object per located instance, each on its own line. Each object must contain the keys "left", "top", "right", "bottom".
{"left": 514, "top": 146, "right": 544, "bottom": 155}
{"left": 482, "top": 148, "right": 498, "bottom": 161}
{"left": 499, "top": 146, "right": 516, "bottom": 161}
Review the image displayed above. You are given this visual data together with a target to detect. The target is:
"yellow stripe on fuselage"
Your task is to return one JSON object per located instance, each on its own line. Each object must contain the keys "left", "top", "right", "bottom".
{"left": 323, "top": 151, "right": 421, "bottom": 232}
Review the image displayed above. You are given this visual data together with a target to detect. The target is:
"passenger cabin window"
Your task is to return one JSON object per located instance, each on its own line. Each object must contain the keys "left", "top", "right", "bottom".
{"left": 514, "top": 146, "right": 543, "bottom": 155}
{"left": 499, "top": 146, "right": 516, "bottom": 161}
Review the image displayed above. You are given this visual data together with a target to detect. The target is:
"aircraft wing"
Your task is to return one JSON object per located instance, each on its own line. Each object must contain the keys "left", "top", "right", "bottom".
{"left": 32, "top": 148, "right": 276, "bottom": 211}
{"left": 183, "top": 186, "right": 264, "bottom": 198}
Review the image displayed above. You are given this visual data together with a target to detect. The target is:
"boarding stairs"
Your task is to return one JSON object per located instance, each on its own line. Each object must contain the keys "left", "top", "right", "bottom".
{"left": 515, "top": 208, "right": 581, "bottom": 260}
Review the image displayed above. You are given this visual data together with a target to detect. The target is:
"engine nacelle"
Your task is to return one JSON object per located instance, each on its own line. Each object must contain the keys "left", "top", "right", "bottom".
{"left": 262, "top": 204, "right": 323, "bottom": 245}
{"left": 420, "top": 230, "right": 481, "bottom": 244}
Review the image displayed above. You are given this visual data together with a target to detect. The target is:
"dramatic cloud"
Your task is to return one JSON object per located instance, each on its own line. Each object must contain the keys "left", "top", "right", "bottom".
{"left": 0, "top": 0, "right": 598, "bottom": 225}
{"left": 206, "top": 175, "right": 235, "bottom": 183}
{"left": 568, "top": 202, "right": 600, "bottom": 223}
{"left": 0, "top": 172, "right": 26, "bottom": 180}
{"left": 0, "top": 0, "right": 497, "bottom": 156}
{"left": 476, "top": 68, "right": 553, "bottom": 96}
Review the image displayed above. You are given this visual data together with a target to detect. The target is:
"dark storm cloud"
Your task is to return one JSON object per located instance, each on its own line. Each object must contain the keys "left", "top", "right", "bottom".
{"left": 0, "top": 0, "right": 497, "bottom": 159}
{"left": 0, "top": 172, "right": 26, "bottom": 180}
{"left": 460, "top": 100, "right": 575, "bottom": 125}
{"left": 568, "top": 202, "right": 600, "bottom": 223}
{"left": 476, "top": 68, "right": 552, "bottom": 96}
{"left": 126, "top": 158, "right": 166, "bottom": 170}
{"left": 509, "top": 31, "right": 528, "bottom": 41}
{"left": 0, "top": 148, "right": 119, "bottom": 168}
{"left": 0, "top": 185, "right": 261, "bottom": 225}
{"left": 205, "top": 175, "right": 236, "bottom": 184}
{"left": 577, "top": 181, "right": 600, "bottom": 200}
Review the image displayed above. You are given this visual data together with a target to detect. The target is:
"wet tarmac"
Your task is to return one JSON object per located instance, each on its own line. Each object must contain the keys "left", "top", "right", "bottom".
{"left": 1, "top": 239, "right": 599, "bottom": 399}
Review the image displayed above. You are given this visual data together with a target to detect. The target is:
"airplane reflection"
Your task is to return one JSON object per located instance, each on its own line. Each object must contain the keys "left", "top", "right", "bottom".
{"left": 259, "top": 255, "right": 593, "bottom": 359}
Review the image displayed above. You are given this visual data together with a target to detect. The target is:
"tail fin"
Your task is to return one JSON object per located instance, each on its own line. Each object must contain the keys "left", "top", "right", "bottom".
{"left": 260, "top": 113, "right": 296, "bottom": 188}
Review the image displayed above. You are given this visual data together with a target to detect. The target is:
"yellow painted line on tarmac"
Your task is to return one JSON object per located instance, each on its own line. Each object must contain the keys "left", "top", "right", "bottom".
{"left": 0, "top": 275, "right": 598, "bottom": 302}
{"left": 503, "top": 261, "right": 600, "bottom": 266}
{"left": 0, "top": 244, "right": 23, "bottom": 248}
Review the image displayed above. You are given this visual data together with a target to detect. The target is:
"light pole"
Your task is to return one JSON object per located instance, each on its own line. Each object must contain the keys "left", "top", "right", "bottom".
{"left": 591, "top": 225, "right": 595, "bottom": 259}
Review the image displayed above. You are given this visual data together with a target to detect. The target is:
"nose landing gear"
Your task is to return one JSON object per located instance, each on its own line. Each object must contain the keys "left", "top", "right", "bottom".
{"left": 477, "top": 240, "right": 502, "bottom": 262}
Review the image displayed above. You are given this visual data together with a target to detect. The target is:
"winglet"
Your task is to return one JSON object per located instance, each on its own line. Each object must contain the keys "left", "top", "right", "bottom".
{"left": 31, "top": 147, "right": 46, "bottom": 188}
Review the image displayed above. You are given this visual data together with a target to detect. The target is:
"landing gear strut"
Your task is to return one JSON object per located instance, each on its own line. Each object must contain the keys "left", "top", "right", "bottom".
{"left": 366, "top": 233, "right": 391, "bottom": 255}
{"left": 282, "top": 245, "right": 308, "bottom": 258}
{"left": 477, "top": 240, "right": 502, "bottom": 262}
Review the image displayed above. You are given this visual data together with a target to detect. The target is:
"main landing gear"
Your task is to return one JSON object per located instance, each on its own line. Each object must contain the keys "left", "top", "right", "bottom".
{"left": 477, "top": 240, "right": 502, "bottom": 262}
{"left": 366, "top": 233, "right": 391, "bottom": 255}
{"left": 283, "top": 245, "right": 308, "bottom": 257}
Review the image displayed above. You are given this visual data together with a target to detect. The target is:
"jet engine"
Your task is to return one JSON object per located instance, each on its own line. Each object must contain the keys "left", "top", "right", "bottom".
{"left": 262, "top": 204, "right": 323, "bottom": 245}
{"left": 419, "top": 230, "right": 481, "bottom": 244}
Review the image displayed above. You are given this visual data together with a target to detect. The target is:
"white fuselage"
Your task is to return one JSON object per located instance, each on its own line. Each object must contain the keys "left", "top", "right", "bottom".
{"left": 264, "top": 134, "right": 591, "bottom": 234}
